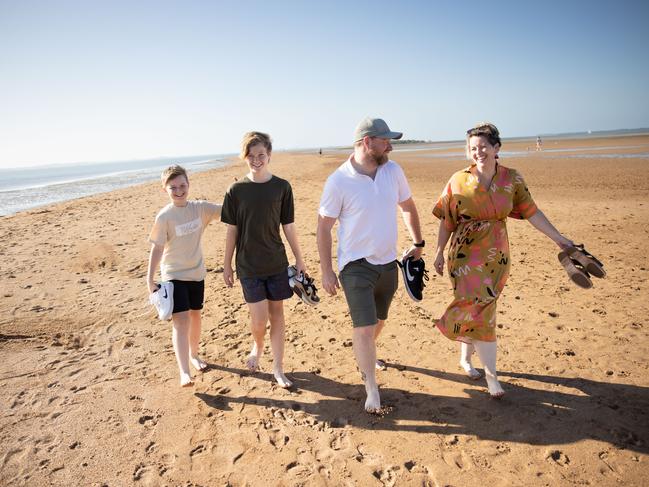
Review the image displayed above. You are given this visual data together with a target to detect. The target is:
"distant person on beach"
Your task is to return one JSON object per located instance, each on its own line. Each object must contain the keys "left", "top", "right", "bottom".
{"left": 432, "top": 122, "right": 577, "bottom": 398}
{"left": 536, "top": 136, "right": 542, "bottom": 151}
{"left": 147, "top": 165, "right": 222, "bottom": 387}
{"left": 317, "top": 117, "right": 424, "bottom": 413}
{"left": 221, "top": 131, "right": 307, "bottom": 389}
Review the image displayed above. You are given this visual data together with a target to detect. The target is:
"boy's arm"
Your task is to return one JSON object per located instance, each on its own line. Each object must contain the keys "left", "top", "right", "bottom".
{"left": 223, "top": 224, "right": 237, "bottom": 287}
{"left": 206, "top": 202, "right": 222, "bottom": 223}
{"left": 281, "top": 222, "right": 306, "bottom": 275}
{"left": 146, "top": 243, "right": 164, "bottom": 293}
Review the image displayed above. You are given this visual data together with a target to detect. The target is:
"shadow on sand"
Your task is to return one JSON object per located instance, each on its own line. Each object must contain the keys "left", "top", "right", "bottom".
{"left": 196, "top": 362, "right": 648, "bottom": 454}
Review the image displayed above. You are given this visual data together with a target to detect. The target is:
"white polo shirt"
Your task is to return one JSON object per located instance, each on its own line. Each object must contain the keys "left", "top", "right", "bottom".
{"left": 319, "top": 157, "right": 412, "bottom": 272}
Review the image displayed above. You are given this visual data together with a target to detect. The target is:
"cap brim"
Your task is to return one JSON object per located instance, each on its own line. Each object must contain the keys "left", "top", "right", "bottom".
{"left": 376, "top": 131, "right": 403, "bottom": 140}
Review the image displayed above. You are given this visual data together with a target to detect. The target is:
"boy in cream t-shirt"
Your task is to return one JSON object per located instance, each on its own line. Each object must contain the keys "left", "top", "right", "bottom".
{"left": 147, "top": 165, "right": 221, "bottom": 386}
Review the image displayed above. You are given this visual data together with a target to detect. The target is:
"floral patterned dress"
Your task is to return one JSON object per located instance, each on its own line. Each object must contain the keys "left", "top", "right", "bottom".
{"left": 433, "top": 163, "right": 538, "bottom": 342}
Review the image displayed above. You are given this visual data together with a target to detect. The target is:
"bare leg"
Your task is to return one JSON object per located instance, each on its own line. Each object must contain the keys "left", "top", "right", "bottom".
{"left": 353, "top": 324, "right": 380, "bottom": 412}
{"left": 268, "top": 300, "right": 292, "bottom": 388}
{"left": 373, "top": 319, "right": 387, "bottom": 370}
{"left": 474, "top": 340, "right": 504, "bottom": 398}
{"left": 246, "top": 300, "right": 268, "bottom": 371}
{"left": 188, "top": 309, "right": 207, "bottom": 371}
{"left": 171, "top": 311, "right": 193, "bottom": 386}
{"left": 459, "top": 340, "right": 481, "bottom": 379}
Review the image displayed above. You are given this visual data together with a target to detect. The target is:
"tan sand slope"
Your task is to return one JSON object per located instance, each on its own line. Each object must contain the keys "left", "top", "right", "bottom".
{"left": 1, "top": 135, "right": 648, "bottom": 486}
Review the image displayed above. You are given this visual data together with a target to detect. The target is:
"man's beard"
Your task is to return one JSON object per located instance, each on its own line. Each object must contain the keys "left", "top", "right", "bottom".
{"left": 371, "top": 150, "right": 389, "bottom": 166}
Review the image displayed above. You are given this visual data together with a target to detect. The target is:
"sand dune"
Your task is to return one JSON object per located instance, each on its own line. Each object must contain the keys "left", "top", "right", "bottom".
{"left": 1, "top": 135, "right": 648, "bottom": 486}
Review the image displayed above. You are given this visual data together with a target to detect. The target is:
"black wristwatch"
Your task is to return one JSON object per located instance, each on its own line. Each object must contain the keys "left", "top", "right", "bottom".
{"left": 414, "top": 240, "right": 425, "bottom": 248}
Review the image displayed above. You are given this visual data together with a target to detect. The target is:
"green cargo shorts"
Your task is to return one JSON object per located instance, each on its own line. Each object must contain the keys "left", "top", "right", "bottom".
{"left": 339, "top": 259, "right": 399, "bottom": 327}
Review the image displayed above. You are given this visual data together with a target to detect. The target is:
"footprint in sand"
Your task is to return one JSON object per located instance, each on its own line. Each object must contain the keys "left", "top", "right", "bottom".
{"left": 546, "top": 449, "right": 570, "bottom": 466}
{"left": 190, "top": 444, "right": 207, "bottom": 457}
{"left": 372, "top": 465, "right": 400, "bottom": 486}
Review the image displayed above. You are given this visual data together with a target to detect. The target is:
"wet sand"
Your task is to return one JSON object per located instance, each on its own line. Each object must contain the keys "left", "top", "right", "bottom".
{"left": 1, "top": 134, "right": 648, "bottom": 486}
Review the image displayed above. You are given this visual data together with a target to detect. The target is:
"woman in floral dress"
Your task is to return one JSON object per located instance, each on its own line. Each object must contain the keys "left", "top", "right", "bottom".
{"left": 432, "top": 123, "right": 573, "bottom": 398}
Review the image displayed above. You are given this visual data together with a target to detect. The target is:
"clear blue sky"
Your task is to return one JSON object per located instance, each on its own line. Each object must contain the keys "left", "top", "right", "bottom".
{"left": 1, "top": 0, "right": 648, "bottom": 167}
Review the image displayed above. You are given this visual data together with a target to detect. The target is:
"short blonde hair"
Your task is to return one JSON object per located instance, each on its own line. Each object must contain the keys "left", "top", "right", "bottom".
{"left": 240, "top": 131, "right": 272, "bottom": 159}
{"left": 161, "top": 165, "right": 188, "bottom": 187}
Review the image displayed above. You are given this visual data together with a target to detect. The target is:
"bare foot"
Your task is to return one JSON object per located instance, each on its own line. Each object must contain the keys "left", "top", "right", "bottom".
{"left": 375, "top": 359, "right": 387, "bottom": 371}
{"left": 246, "top": 354, "right": 259, "bottom": 372}
{"left": 245, "top": 343, "right": 262, "bottom": 372}
{"left": 273, "top": 369, "right": 293, "bottom": 389}
{"left": 460, "top": 360, "right": 482, "bottom": 380}
{"left": 364, "top": 383, "right": 381, "bottom": 413}
{"left": 180, "top": 372, "right": 194, "bottom": 387}
{"left": 486, "top": 376, "right": 505, "bottom": 399}
{"left": 190, "top": 356, "right": 208, "bottom": 372}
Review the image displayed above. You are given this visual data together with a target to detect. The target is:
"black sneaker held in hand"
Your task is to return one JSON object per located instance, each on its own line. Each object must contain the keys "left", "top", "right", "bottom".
{"left": 400, "top": 257, "right": 429, "bottom": 302}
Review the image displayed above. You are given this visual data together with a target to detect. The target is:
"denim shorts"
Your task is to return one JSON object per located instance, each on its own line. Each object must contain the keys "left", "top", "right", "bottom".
{"left": 170, "top": 280, "right": 205, "bottom": 314}
{"left": 240, "top": 269, "right": 293, "bottom": 304}
{"left": 339, "top": 259, "right": 398, "bottom": 327}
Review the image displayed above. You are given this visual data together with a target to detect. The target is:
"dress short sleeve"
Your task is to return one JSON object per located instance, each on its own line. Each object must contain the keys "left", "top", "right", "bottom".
{"left": 433, "top": 178, "right": 458, "bottom": 232}
{"left": 508, "top": 170, "right": 538, "bottom": 220}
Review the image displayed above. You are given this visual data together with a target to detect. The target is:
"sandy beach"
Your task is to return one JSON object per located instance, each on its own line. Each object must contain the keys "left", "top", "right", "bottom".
{"left": 1, "top": 134, "right": 648, "bottom": 486}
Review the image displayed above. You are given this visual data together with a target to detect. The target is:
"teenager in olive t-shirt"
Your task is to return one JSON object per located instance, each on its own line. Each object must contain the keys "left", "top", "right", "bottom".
{"left": 222, "top": 131, "right": 307, "bottom": 389}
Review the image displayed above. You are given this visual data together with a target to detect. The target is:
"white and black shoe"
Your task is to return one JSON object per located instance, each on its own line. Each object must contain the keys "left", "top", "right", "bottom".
{"left": 287, "top": 265, "right": 320, "bottom": 306}
{"left": 149, "top": 281, "right": 174, "bottom": 320}
{"left": 399, "top": 257, "right": 428, "bottom": 302}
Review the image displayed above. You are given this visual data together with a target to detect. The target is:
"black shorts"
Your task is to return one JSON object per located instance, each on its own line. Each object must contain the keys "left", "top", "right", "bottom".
{"left": 171, "top": 280, "right": 205, "bottom": 314}
{"left": 240, "top": 269, "right": 293, "bottom": 304}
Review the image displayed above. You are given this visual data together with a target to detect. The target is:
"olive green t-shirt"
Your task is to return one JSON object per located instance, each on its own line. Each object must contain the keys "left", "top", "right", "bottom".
{"left": 221, "top": 175, "right": 294, "bottom": 278}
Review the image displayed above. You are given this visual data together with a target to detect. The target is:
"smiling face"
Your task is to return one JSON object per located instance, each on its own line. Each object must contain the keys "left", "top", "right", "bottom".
{"left": 245, "top": 143, "right": 271, "bottom": 176}
{"left": 164, "top": 174, "right": 189, "bottom": 206}
{"left": 468, "top": 135, "right": 500, "bottom": 167}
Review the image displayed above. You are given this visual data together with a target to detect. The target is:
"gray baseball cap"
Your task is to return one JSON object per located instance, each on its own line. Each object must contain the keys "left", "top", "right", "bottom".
{"left": 353, "top": 117, "right": 403, "bottom": 142}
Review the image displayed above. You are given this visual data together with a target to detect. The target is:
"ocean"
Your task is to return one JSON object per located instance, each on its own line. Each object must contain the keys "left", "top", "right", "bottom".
{"left": 0, "top": 154, "right": 234, "bottom": 216}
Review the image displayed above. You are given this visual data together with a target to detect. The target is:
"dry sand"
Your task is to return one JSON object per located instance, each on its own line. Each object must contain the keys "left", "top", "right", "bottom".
{"left": 1, "top": 134, "right": 648, "bottom": 486}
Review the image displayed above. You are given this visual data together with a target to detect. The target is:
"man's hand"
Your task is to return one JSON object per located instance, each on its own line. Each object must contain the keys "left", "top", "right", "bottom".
{"left": 402, "top": 245, "right": 423, "bottom": 262}
{"left": 321, "top": 268, "right": 340, "bottom": 296}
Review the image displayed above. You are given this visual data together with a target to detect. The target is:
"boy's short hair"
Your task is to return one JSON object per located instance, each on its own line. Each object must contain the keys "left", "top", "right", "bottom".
{"left": 161, "top": 165, "right": 188, "bottom": 187}
{"left": 240, "top": 132, "right": 272, "bottom": 160}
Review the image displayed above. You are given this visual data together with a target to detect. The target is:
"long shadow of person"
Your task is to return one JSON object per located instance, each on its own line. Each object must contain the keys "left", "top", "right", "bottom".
{"left": 196, "top": 362, "right": 648, "bottom": 454}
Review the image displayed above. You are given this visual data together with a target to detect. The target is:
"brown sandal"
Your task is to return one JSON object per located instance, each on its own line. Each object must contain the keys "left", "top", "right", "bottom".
{"left": 558, "top": 251, "right": 593, "bottom": 289}
{"left": 566, "top": 245, "right": 606, "bottom": 278}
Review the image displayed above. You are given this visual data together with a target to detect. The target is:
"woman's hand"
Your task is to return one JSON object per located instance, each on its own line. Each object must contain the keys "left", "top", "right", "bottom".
{"left": 556, "top": 235, "right": 575, "bottom": 250}
{"left": 223, "top": 265, "right": 234, "bottom": 287}
{"left": 434, "top": 251, "right": 445, "bottom": 276}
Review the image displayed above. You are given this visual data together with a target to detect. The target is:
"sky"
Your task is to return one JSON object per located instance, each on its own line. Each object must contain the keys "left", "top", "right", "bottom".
{"left": 1, "top": 0, "right": 648, "bottom": 168}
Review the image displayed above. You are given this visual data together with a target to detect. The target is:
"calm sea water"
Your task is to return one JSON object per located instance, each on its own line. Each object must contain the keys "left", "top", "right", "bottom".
{"left": 0, "top": 154, "right": 233, "bottom": 216}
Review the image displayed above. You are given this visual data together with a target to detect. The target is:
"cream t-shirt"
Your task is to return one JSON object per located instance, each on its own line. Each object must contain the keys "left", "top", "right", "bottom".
{"left": 149, "top": 200, "right": 221, "bottom": 281}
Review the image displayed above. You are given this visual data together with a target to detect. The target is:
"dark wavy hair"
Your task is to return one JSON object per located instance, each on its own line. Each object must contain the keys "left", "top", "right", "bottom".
{"left": 466, "top": 122, "right": 501, "bottom": 147}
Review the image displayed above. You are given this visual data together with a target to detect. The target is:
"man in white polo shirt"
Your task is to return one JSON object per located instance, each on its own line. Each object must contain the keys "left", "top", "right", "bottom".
{"left": 316, "top": 117, "right": 424, "bottom": 413}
